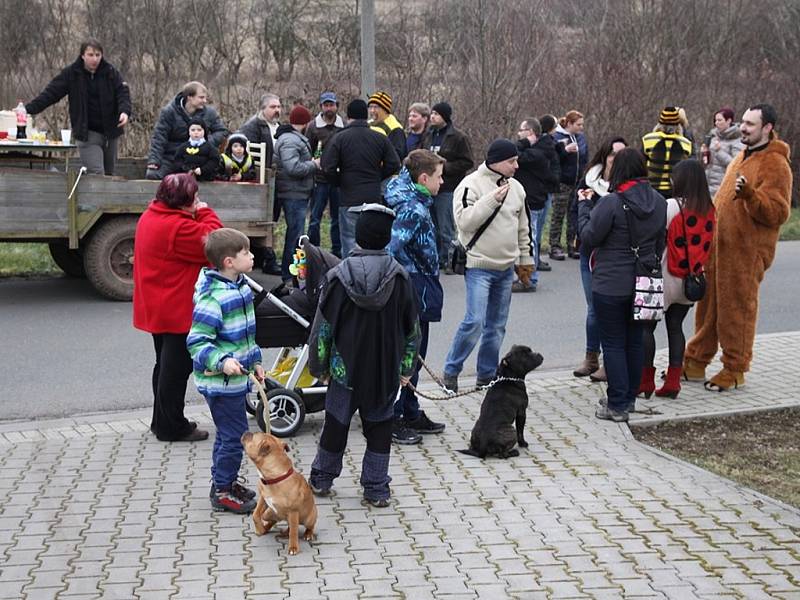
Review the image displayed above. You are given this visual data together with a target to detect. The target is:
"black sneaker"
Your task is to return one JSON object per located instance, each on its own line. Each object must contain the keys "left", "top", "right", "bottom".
{"left": 405, "top": 411, "right": 445, "bottom": 434}
{"left": 476, "top": 377, "right": 495, "bottom": 389}
{"left": 309, "top": 481, "right": 332, "bottom": 497}
{"left": 362, "top": 496, "right": 390, "bottom": 508}
{"left": 211, "top": 487, "right": 257, "bottom": 514}
{"left": 232, "top": 480, "right": 256, "bottom": 502}
{"left": 442, "top": 373, "right": 458, "bottom": 393}
{"left": 538, "top": 260, "right": 552, "bottom": 272}
{"left": 392, "top": 419, "right": 422, "bottom": 445}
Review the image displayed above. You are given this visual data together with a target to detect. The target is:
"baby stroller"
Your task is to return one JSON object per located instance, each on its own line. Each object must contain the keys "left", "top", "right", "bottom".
{"left": 245, "top": 237, "right": 340, "bottom": 437}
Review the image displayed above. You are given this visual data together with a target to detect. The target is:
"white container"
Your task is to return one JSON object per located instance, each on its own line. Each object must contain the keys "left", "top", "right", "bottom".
{"left": 61, "top": 129, "right": 72, "bottom": 144}
{"left": 0, "top": 110, "right": 17, "bottom": 134}
{"left": 0, "top": 110, "right": 33, "bottom": 137}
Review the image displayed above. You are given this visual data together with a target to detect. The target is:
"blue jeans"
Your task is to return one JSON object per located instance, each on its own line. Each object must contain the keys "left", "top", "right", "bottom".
{"left": 430, "top": 191, "right": 455, "bottom": 268}
{"left": 338, "top": 205, "right": 360, "bottom": 257}
{"left": 394, "top": 320, "right": 429, "bottom": 420}
{"left": 308, "top": 183, "right": 341, "bottom": 256}
{"left": 444, "top": 267, "right": 513, "bottom": 380}
{"left": 205, "top": 394, "right": 248, "bottom": 490}
{"left": 592, "top": 292, "right": 644, "bottom": 412}
{"left": 529, "top": 196, "right": 551, "bottom": 285}
{"left": 280, "top": 198, "right": 309, "bottom": 281}
{"left": 580, "top": 253, "right": 601, "bottom": 353}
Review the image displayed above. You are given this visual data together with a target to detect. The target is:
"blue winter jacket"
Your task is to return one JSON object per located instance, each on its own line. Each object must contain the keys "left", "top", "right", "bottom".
{"left": 385, "top": 168, "right": 439, "bottom": 277}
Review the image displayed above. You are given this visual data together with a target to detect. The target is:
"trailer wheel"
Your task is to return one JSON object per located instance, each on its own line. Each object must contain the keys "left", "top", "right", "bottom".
{"left": 48, "top": 243, "right": 86, "bottom": 278}
{"left": 84, "top": 216, "right": 138, "bottom": 301}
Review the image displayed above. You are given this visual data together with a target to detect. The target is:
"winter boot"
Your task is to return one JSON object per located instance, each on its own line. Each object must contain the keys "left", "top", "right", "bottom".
{"left": 573, "top": 351, "right": 600, "bottom": 377}
{"left": 589, "top": 364, "right": 607, "bottom": 382}
{"left": 682, "top": 357, "right": 706, "bottom": 382}
{"left": 637, "top": 366, "right": 656, "bottom": 398}
{"left": 704, "top": 367, "right": 745, "bottom": 392}
{"left": 655, "top": 366, "right": 682, "bottom": 398}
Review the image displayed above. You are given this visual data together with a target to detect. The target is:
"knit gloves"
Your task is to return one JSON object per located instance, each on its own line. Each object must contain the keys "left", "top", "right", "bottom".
{"left": 515, "top": 264, "right": 534, "bottom": 285}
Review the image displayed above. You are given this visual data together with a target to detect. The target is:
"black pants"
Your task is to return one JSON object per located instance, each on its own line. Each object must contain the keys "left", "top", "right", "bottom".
{"left": 394, "top": 320, "right": 429, "bottom": 420}
{"left": 642, "top": 303, "right": 692, "bottom": 368}
{"left": 310, "top": 380, "right": 393, "bottom": 500}
{"left": 150, "top": 333, "right": 194, "bottom": 441}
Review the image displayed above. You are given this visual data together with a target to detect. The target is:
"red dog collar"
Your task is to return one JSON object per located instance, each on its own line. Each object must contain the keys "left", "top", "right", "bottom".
{"left": 261, "top": 468, "right": 294, "bottom": 486}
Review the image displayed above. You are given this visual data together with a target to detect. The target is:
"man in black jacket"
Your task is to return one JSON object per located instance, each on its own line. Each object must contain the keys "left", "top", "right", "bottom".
{"left": 513, "top": 118, "right": 559, "bottom": 292}
{"left": 239, "top": 92, "right": 282, "bottom": 169}
{"left": 146, "top": 81, "right": 228, "bottom": 180}
{"left": 321, "top": 99, "right": 401, "bottom": 257}
{"left": 421, "top": 102, "right": 474, "bottom": 270}
{"left": 25, "top": 39, "right": 131, "bottom": 175}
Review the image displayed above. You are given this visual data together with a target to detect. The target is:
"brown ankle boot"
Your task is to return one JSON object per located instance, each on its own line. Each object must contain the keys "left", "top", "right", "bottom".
{"left": 589, "top": 364, "right": 607, "bottom": 382}
{"left": 573, "top": 351, "right": 600, "bottom": 377}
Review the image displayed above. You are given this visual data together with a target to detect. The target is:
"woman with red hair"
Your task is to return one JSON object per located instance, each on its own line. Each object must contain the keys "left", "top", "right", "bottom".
{"left": 133, "top": 173, "right": 222, "bottom": 441}
{"left": 703, "top": 107, "right": 743, "bottom": 198}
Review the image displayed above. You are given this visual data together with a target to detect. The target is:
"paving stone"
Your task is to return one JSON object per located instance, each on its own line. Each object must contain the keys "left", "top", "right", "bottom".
{"left": 2, "top": 333, "right": 800, "bottom": 599}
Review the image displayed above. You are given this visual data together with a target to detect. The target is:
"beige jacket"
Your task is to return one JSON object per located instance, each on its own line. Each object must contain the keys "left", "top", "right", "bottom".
{"left": 452, "top": 163, "right": 534, "bottom": 271}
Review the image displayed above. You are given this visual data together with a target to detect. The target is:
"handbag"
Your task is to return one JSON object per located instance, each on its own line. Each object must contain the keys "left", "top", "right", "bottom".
{"left": 623, "top": 202, "right": 664, "bottom": 321}
{"left": 679, "top": 205, "right": 707, "bottom": 302}
{"left": 450, "top": 189, "right": 503, "bottom": 275}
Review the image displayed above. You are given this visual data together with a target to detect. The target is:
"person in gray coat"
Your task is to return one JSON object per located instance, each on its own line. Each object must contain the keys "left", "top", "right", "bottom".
{"left": 274, "top": 105, "right": 320, "bottom": 282}
{"left": 703, "top": 107, "right": 744, "bottom": 198}
{"left": 146, "top": 81, "right": 228, "bottom": 179}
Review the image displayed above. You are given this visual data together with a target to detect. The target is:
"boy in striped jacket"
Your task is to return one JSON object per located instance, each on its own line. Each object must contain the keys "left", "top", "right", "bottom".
{"left": 187, "top": 228, "right": 265, "bottom": 514}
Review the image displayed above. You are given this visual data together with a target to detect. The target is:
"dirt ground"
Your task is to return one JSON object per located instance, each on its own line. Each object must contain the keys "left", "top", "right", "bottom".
{"left": 632, "top": 407, "right": 800, "bottom": 509}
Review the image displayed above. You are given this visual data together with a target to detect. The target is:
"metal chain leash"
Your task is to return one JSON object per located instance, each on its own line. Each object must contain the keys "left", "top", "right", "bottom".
{"left": 406, "top": 355, "right": 526, "bottom": 401}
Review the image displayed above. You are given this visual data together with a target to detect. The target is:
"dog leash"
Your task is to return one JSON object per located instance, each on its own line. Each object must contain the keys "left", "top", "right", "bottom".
{"left": 203, "top": 365, "right": 270, "bottom": 433}
{"left": 407, "top": 356, "right": 526, "bottom": 400}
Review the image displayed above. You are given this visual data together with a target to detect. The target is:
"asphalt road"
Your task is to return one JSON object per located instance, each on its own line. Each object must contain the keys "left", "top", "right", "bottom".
{"left": 2, "top": 241, "right": 799, "bottom": 422}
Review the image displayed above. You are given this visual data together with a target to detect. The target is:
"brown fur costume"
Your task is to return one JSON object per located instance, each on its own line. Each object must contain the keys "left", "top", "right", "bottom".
{"left": 685, "top": 137, "right": 792, "bottom": 376}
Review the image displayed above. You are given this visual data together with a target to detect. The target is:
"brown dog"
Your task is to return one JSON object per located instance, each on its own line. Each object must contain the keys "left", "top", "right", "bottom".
{"left": 241, "top": 431, "right": 318, "bottom": 555}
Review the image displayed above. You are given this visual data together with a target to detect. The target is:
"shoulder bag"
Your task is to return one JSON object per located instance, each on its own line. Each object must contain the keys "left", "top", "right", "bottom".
{"left": 450, "top": 188, "right": 503, "bottom": 275}
{"left": 623, "top": 202, "right": 664, "bottom": 321}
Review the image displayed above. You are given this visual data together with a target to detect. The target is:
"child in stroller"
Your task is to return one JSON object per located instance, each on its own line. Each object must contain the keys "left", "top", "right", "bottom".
{"left": 246, "top": 237, "right": 340, "bottom": 437}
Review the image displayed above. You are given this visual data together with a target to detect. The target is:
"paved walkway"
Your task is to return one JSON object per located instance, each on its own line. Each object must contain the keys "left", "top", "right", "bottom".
{"left": 1, "top": 333, "right": 799, "bottom": 599}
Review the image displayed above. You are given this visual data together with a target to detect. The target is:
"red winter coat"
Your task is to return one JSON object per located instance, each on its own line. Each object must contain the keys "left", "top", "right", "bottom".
{"left": 133, "top": 201, "right": 222, "bottom": 333}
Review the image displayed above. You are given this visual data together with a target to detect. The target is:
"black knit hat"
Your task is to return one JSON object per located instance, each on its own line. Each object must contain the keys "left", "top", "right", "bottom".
{"left": 351, "top": 203, "right": 396, "bottom": 250}
{"left": 432, "top": 102, "right": 453, "bottom": 123}
{"left": 188, "top": 117, "right": 207, "bottom": 137}
{"left": 347, "top": 99, "right": 369, "bottom": 120}
{"left": 486, "top": 139, "right": 518, "bottom": 165}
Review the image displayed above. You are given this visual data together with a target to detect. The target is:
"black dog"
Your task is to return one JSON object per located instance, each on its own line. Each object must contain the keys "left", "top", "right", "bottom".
{"left": 458, "top": 345, "right": 543, "bottom": 459}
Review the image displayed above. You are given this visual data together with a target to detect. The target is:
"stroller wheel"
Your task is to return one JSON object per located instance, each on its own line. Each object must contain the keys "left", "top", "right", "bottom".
{"left": 257, "top": 388, "right": 306, "bottom": 437}
{"left": 245, "top": 393, "right": 258, "bottom": 416}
